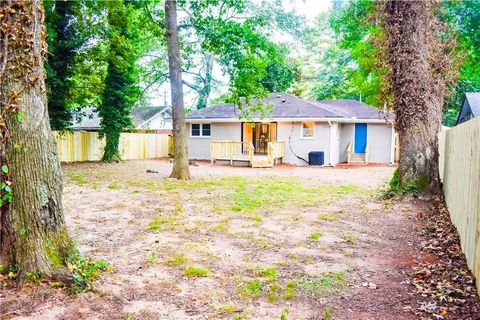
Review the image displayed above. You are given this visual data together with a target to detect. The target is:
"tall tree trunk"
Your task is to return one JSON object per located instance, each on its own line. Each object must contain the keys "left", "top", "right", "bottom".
{"left": 196, "top": 53, "right": 213, "bottom": 109}
{"left": 384, "top": 0, "right": 444, "bottom": 194}
{"left": 165, "top": 0, "right": 190, "bottom": 180}
{"left": 0, "top": 0, "right": 74, "bottom": 282}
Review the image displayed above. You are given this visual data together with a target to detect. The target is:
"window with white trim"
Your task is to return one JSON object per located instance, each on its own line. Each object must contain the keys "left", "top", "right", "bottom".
{"left": 191, "top": 123, "right": 211, "bottom": 137}
{"left": 301, "top": 121, "right": 315, "bottom": 138}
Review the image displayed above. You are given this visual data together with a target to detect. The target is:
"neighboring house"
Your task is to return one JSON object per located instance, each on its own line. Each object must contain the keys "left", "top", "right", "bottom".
{"left": 456, "top": 92, "right": 480, "bottom": 125}
{"left": 185, "top": 93, "right": 396, "bottom": 167}
{"left": 71, "top": 106, "right": 173, "bottom": 131}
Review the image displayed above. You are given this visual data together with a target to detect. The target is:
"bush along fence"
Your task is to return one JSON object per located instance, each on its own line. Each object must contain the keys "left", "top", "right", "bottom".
{"left": 439, "top": 116, "right": 480, "bottom": 289}
{"left": 53, "top": 131, "right": 170, "bottom": 162}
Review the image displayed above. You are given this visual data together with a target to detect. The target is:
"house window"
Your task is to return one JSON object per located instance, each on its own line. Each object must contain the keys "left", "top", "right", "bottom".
{"left": 191, "top": 123, "right": 211, "bottom": 137}
{"left": 191, "top": 124, "right": 201, "bottom": 136}
{"left": 202, "top": 123, "right": 211, "bottom": 136}
{"left": 301, "top": 122, "right": 315, "bottom": 139}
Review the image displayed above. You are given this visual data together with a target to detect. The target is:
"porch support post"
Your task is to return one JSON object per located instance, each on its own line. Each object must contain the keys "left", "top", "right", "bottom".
{"left": 389, "top": 123, "right": 395, "bottom": 165}
{"left": 328, "top": 121, "right": 336, "bottom": 166}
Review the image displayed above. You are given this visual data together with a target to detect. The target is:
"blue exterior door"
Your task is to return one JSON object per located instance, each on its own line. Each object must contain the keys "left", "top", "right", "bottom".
{"left": 354, "top": 123, "right": 367, "bottom": 153}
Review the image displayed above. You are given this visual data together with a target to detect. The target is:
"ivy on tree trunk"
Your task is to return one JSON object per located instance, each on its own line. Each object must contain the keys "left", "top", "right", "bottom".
{"left": 98, "top": 1, "right": 140, "bottom": 162}
{"left": 384, "top": 0, "right": 448, "bottom": 195}
{"left": 165, "top": 0, "right": 191, "bottom": 180}
{"left": 0, "top": 0, "right": 75, "bottom": 283}
{"left": 44, "top": 0, "right": 84, "bottom": 131}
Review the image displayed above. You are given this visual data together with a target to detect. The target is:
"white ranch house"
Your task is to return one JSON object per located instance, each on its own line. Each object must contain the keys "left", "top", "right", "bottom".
{"left": 185, "top": 93, "right": 397, "bottom": 167}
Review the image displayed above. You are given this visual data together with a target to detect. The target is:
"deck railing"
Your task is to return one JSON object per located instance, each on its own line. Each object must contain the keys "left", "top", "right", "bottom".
{"left": 268, "top": 141, "right": 285, "bottom": 164}
{"left": 211, "top": 141, "right": 284, "bottom": 166}
{"left": 210, "top": 141, "right": 254, "bottom": 165}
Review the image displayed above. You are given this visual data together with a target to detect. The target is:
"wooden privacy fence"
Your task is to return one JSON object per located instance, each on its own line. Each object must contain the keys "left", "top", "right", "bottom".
{"left": 53, "top": 131, "right": 170, "bottom": 162}
{"left": 439, "top": 116, "right": 480, "bottom": 289}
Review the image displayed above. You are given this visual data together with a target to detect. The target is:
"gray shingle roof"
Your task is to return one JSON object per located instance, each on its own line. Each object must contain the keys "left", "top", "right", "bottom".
{"left": 313, "top": 99, "right": 393, "bottom": 120}
{"left": 131, "top": 106, "right": 170, "bottom": 126}
{"left": 465, "top": 92, "right": 480, "bottom": 117}
{"left": 187, "top": 93, "right": 338, "bottom": 119}
{"left": 71, "top": 106, "right": 170, "bottom": 130}
{"left": 186, "top": 93, "right": 392, "bottom": 120}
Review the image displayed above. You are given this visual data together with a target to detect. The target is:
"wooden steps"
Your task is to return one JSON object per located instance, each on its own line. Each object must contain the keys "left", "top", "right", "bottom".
{"left": 251, "top": 157, "right": 273, "bottom": 168}
{"left": 349, "top": 153, "right": 366, "bottom": 164}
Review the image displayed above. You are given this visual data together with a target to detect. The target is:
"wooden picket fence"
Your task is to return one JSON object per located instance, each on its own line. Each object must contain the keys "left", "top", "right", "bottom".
{"left": 439, "top": 117, "right": 480, "bottom": 289}
{"left": 53, "top": 131, "right": 170, "bottom": 162}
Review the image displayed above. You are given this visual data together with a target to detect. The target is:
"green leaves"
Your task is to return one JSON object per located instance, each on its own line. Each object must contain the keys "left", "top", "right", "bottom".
{"left": 0, "top": 180, "right": 13, "bottom": 207}
{"left": 1, "top": 165, "right": 8, "bottom": 174}
{"left": 15, "top": 111, "right": 24, "bottom": 122}
{"left": 19, "top": 228, "right": 26, "bottom": 236}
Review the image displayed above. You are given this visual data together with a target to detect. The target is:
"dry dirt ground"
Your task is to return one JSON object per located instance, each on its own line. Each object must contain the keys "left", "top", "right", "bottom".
{"left": 0, "top": 160, "right": 477, "bottom": 319}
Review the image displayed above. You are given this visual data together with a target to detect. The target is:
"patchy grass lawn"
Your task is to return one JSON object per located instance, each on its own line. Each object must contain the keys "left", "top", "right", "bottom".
{"left": 1, "top": 160, "right": 428, "bottom": 319}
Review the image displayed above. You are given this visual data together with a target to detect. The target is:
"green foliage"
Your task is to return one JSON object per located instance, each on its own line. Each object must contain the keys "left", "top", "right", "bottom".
{"left": 341, "top": 233, "right": 356, "bottom": 244}
{"left": 146, "top": 251, "right": 158, "bottom": 265}
{"left": 147, "top": 215, "right": 182, "bottom": 231}
{"left": 166, "top": 253, "right": 188, "bottom": 268}
{"left": 0, "top": 180, "right": 13, "bottom": 208}
{"left": 66, "top": 254, "right": 109, "bottom": 293}
{"left": 257, "top": 267, "right": 278, "bottom": 282}
{"left": 310, "top": 231, "right": 322, "bottom": 240}
{"left": 240, "top": 278, "right": 263, "bottom": 299}
{"left": 441, "top": 1, "right": 480, "bottom": 126}
{"left": 98, "top": 1, "right": 142, "bottom": 162}
{"left": 324, "top": 308, "right": 332, "bottom": 318}
{"left": 228, "top": 177, "right": 366, "bottom": 213}
{"left": 280, "top": 307, "right": 289, "bottom": 320}
{"left": 44, "top": 0, "right": 85, "bottom": 130}
{"left": 144, "top": 0, "right": 301, "bottom": 110}
{"left": 25, "top": 271, "right": 42, "bottom": 283}
{"left": 307, "top": 0, "right": 480, "bottom": 125}
{"left": 283, "top": 280, "right": 297, "bottom": 300}
{"left": 300, "top": 2, "right": 388, "bottom": 107}
{"left": 184, "top": 266, "right": 209, "bottom": 277}
{"left": 381, "top": 168, "right": 419, "bottom": 198}
{"left": 296, "top": 272, "right": 346, "bottom": 298}
{"left": 69, "top": 174, "right": 88, "bottom": 186}
{"left": 261, "top": 56, "right": 298, "bottom": 93}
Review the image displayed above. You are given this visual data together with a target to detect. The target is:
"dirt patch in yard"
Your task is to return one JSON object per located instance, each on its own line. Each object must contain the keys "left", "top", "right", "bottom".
{"left": 0, "top": 160, "right": 478, "bottom": 319}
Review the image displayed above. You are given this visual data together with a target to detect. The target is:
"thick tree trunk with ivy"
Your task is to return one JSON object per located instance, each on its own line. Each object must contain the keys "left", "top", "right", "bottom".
{"left": 0, "top": 0, "right": 74, "bottom": 282}
{"left": 165, "top": 0, "right": 191, "bottom": 180}
{"left": 384, "top": 0, "right": 444, "bottom": 195}
{"left": 99, "top": 1, "right": 139, "bottom": 163}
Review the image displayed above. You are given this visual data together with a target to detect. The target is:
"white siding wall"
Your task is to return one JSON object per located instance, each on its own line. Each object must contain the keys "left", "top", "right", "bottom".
{"left": 367, "top": 123, "right": 393, "bottom": 163}
{"left": 339, "top": 123, "right": 354, "bottom": 163}
{"left": 338, "top": 122, "right": 393, "bottom": 164}
{"left": 186, "top": 120, "right": 393, "bottom": 165}
{"left": 277, "top": 121, "right": 331, "bottom": 166}
{"left": 140, "top": 111, "right": 173, "bottom": 130}
{"left": 187, "top": 122, "right": 241, "bottom": 160}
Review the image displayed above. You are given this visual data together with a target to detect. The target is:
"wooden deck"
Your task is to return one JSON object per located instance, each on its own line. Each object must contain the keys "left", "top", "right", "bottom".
{"left": 210, "top": 141, "right": 284, "bottom": 168}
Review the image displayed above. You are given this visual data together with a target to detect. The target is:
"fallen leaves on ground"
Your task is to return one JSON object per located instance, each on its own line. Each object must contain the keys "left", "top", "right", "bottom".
{"left": 410, "top": 196, "right": 480, "bottom": 319}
